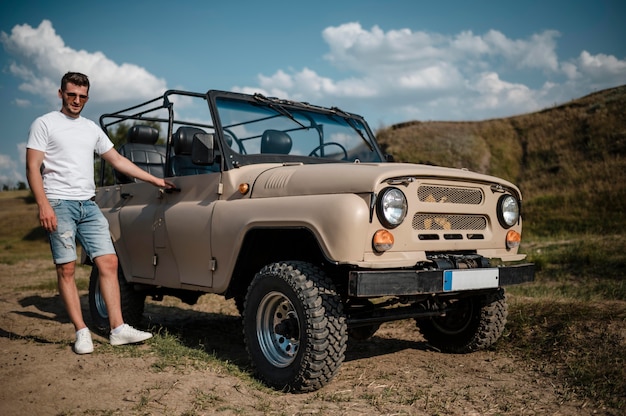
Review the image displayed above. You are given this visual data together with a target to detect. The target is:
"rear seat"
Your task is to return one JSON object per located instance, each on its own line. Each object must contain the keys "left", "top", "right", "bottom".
{"left": 115, "top": 125, "right": 166, "bottom": 183}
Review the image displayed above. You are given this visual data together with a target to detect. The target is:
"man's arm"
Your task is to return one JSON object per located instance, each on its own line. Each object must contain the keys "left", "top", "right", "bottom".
{"left": 26, "top": 148, "right": 57, "bottom": 232}
{"left": 101, "top": 148, "right": 174, "bottom": 188}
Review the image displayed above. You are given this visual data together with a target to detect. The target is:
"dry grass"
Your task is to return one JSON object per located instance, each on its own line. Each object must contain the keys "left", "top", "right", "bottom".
{"left": 500, "top": 296, "right": 626, "bottom": 410}
{"left": 0, "top": 190, "right": 50, "bottom": 264}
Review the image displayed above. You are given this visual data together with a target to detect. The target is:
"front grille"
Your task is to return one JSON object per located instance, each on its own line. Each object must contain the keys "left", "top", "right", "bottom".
{"left": 418, "top": 185, "right": 483, "bottom": 205}
{"left": 413, "top": 214, "right": 487, "bottom": 231}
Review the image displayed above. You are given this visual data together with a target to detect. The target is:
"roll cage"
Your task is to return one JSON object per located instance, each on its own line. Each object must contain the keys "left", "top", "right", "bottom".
{"left": 98, "top": 89, "right": 386, "bottom": 186}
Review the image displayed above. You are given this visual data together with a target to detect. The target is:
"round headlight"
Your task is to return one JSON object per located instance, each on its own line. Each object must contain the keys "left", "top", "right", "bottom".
{"left": 377, "top": 187, "right": 407, "bottom": 228}
{"left": 498, "top": 194, "right": 520, "bottom": 228}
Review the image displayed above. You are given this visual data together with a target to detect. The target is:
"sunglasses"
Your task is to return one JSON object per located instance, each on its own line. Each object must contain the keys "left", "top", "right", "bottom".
{"left": 63, "top": 91, "right": 89, "bottom": 101}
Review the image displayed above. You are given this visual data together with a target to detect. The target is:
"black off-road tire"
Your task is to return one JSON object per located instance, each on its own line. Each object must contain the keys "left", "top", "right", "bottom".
{"left": 242, "top": 261, "right": 347, "bottom": 393}
{"left": 416, "top": 288, "right": 508, "bottom": 353}
{"left": 234, "top": 294, "right": 245, "bottom": 316}
{"left": 88, "top": 266, "right": 146, "bottom": 334}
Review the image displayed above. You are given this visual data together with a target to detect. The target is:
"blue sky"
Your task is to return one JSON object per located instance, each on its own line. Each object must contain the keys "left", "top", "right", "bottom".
{"left": 1, "top": 0, "right": 625, "bottom": 188}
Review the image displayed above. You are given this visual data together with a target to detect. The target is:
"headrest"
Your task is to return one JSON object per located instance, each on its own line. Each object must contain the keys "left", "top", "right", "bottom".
{"left": 261, "top": 130, "right": 292, "bottom": 154}
{"left": 173, "top": 126, "right": 206, "bottom": 155}
{"left": 127, "top": 125, "right": 159, "bottom": 144}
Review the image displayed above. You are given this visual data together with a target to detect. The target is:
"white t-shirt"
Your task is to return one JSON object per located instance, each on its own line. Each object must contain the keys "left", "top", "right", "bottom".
{"left": 27, "top": 111, "right": 114, "bottom": 200}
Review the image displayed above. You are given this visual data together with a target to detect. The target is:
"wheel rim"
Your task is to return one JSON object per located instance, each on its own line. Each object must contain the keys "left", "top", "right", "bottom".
{"left": 94, "top": 280, "right": 109, "bottom": 319}
{"left": 256, "top": 291, "right": 300, "bottom": 368}
{"left": 431, "top": 298, "right": 473, "bottom": 335}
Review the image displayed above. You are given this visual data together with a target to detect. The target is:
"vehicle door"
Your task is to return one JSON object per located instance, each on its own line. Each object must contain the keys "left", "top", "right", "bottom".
{"left": 115, "top": 182, "right": 163, "bottom": 280}
{"left": 154, "top": 172, "right": 221, "bottom": 288}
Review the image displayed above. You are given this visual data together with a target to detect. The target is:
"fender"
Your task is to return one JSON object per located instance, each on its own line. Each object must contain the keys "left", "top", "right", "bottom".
{"left": 210, "top": 193, "right": 370, "bottom": 293}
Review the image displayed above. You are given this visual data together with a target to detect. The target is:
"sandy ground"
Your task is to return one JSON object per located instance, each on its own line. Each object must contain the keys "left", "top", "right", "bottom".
{"left": 0, "top": 260, "right": 597, "bottom": 416}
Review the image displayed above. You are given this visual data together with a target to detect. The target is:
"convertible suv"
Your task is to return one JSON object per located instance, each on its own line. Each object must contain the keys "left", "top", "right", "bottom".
{"left": 89, "top": 89, "right": 534, "bottom": 392}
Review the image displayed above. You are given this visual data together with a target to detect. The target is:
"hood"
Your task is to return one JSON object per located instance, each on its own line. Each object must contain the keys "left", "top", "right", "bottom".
{"left": 249, "top": 163, "right": 521, "bottom": 198}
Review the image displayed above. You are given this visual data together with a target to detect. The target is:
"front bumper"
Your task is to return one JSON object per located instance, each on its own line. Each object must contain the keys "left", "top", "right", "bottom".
{"left": 348, "top": 263, "right": 534, "bottom": 297}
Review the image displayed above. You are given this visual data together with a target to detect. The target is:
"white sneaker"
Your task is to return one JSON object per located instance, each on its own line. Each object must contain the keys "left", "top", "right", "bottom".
{"left": 74, "top": 329, "right": 94, "bottom": 354}
{"left": 109, "top": 324, "right": 153, "bottom": 346}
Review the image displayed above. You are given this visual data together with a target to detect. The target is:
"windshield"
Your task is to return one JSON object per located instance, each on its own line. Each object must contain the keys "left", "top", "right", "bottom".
{"left": 215, "top": 97, "right": 383, "bottom": 164}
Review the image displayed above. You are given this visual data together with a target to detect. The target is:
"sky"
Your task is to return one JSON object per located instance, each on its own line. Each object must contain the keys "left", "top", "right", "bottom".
{"left": 1, "top": 0, "right": 625, "bottom": 188}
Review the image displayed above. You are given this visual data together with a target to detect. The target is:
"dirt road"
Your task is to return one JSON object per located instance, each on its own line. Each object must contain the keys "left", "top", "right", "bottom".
{"left": 0, "top": 260, "right": 592, "bottom": 415}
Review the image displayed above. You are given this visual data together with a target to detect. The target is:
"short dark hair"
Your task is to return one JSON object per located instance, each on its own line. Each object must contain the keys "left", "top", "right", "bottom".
{"left": 61, "top": 72, "right": 90, "bottom": 91}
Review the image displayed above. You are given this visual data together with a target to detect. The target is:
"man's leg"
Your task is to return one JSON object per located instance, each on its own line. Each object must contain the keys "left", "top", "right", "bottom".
{"left": 93, "top": 253, "right": 124, "bottom": 330}
{"left": 57, "top": 260, "right": 94, "bottom": 354}
{"left": 56, "top": 260, "right": 87, "bottom": 331}
{"left": 93, "top": 253, "right": 152, "bottom": 345}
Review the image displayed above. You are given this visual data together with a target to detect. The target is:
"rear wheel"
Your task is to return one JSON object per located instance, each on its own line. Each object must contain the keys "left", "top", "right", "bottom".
{"left": 243, "top": 261, "right": 347, "bottom": 392}
{"left": 88, "top": 266, "right": 146, "bottom": 334}
{"left": 416, "top": 289, "right": 508, "bottom": 353}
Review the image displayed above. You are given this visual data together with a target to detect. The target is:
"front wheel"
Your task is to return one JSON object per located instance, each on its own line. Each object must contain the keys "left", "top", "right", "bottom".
{"left": 88, "top": 266, "right": 146, "bottom": 334}
{"left": 416, "top": 289, "right": 508, "bottom": 353}
{"left": 243, "top": 261, "right": 347, "bottom": 392}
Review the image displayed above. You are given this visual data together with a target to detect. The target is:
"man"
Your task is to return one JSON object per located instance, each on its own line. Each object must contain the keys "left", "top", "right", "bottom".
{"left": 26, "top": 72, "right": 174, "bottom": 354}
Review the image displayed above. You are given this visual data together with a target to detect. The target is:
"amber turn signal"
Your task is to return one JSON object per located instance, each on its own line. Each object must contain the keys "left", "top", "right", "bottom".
{"left": 506, "top": 230, "right": 521, "bottom": 249}
{"left": 239, "top": 183, "right": 250, "bottom": 195}
{"left": 373, "top": 229, "right": 394, "bottom": 252}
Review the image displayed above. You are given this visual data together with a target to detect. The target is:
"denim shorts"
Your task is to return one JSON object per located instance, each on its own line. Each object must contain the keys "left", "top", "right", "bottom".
{"left": 47, "top": 199, "right": 116, "bottom": 264}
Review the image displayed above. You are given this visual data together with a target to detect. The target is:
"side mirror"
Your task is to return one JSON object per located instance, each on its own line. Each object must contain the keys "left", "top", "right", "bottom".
{"left": 191, "top": 133, "right": 215, "bottom": 165}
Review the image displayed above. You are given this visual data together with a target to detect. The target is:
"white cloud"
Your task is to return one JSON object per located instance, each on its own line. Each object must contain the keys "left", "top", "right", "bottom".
{"left": 0, "top": 20, "right": 168, "bottom": 105}
{"left": 14, "top": 98, "right": 31, "bottom": 107}
{"left": 17, "top": 142, "right": 26, "bottom": 162}
{"left": 451, "top": 31, "right": 490, "bottom": 56}
{"left": 323, "top": 23, "right": 455, "bottom": 71}
{"left": 320, "top": 24, "right": 562, "bottom": 76}
{"left": 238, "top": 22, "right": 626, "bottom": 122}
{"left": 0, "top": 154, "right": 15, "bottom": 169}
{"left": 470, "top": 72, "right": 538, "bottom": 112}
{"left": 577, "top": 51, "right": 626, "bottom": 81}
{"left": 481, "top": 29, "right": 560, "bottom": 71}
{"left": 397, "top": 64, "right": 462, "bottom": 89}
{"left": 259, "top": 69, "right": 294, "bottom": 90}
{"left": 0, "top": 143, "right": 28, "bottom": 189}
{"left": 561, "top": 62, "right": 581, "bottom": 80}
{"left": 0, "top": 152, "right": 24, "bottom": 189}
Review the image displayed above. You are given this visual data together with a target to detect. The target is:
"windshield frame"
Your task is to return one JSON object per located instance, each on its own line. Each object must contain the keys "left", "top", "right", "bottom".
{"left": 207, "top": 90, "right": 385, "bottom": 170}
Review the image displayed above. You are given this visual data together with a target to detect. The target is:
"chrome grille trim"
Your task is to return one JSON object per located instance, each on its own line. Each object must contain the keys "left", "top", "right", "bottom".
{"left": 413, "top": 214, "right": 488, "bottom": 231}
{"left": 418, "top": 185, "right": 483, "bottom": 205}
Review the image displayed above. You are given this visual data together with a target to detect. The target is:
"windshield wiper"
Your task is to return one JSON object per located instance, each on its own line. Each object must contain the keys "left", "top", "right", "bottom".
{"left": 253, "top": 93, "right": 307, "bottom": 129}
{"left": 330, "top": 106, "right": 374, "bottom": 152}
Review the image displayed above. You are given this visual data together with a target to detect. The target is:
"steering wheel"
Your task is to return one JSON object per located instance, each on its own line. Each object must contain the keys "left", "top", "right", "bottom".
{"left": 308, "top": 142, "right": 348, "bottom": 160}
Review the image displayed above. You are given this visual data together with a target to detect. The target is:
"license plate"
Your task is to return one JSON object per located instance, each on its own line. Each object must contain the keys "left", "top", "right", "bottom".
{"left": 443, "top": 268, "right": 500, "bottom": 292}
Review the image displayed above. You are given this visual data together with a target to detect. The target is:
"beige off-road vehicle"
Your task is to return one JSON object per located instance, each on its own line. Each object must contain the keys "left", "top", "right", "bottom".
{"left": 89, "top": 90, "right": 534, "bottom": 392}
